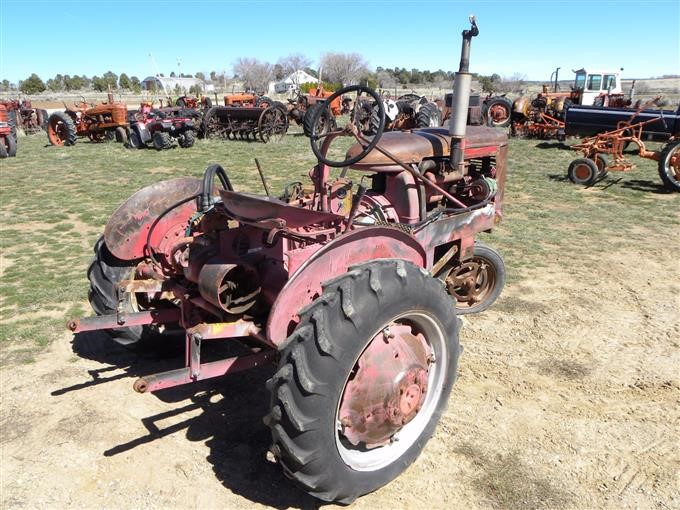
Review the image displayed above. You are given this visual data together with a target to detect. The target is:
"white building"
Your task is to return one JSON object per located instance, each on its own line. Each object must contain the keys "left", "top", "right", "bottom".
{"left": 141, "top": 76, "right": 206, "bottom": 93}
{"left": 272, "top": 70, "right": 318, "bottom": 94}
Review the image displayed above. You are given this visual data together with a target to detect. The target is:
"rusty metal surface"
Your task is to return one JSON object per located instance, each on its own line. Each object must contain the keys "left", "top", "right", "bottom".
{"left": 104, "top": 177, "right": 202, "bottom": 261}
{"left": 133, "top": 350, "right": 276, "bottom": 393}
{"left": 219, "top": 190, "right": 343, "bottom": 228}
{"left": 338, "top": 323, "right": 430, "bottom": 447}
{"left": 267, "top": 226, "right": 427, "bottom": 345}
{"left": 348, "top": 126, "right": 507, "bottom": 170}
{"left": 67, "top": 308, "right": 181, "bottom": 333}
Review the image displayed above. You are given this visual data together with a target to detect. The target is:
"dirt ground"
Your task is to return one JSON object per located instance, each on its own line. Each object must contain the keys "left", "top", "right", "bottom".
{"left": 1, "top": 234, "right": 678, "bottom": 509}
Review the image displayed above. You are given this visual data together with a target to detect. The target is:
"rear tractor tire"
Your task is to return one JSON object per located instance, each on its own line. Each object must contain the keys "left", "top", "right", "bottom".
{"left": 265, "top": 260, "right": 460, "bottom": 503}
{"left": 484, "top": 97, "right": 512, "bottom": 128}
{"left": 152, "top": 131, "right": 173, "bottom": 150}
{"left": 303, "top": 103, "right": 333, "bottom": 138}
{"left": 6, "top": 134, "right": 17, "bottom": 157}
{"left": 47, "top": 111, "right": 77, "bottom": 146}
{"left": 416, "top": 102, "right": 442, "bottom": 128}
{"left": 567, "top": 157, "right": 599, "bottom": 186}
{"left": 0, "top": 137, "right": 7, "bottom": 158}
{"left": 87, "top": 236, "right": 144, "bottom": 346}
{"left": 657, "top": 140, "right": 680, "bottom": 192}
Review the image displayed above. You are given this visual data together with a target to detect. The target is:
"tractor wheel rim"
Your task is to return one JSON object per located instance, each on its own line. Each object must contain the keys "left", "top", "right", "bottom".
{"left": 48, "top": 120, "right": 65, "bottom": 145}
{"left": 446, "top": 259, "right": 495, "bottom": 308}
{"left": 489, "top": 104, "right": 509, "bottom": 124}
{"left": 335, "top": 311, "right": 446, "bottom": 471}
{"left": 574, "top": 164, "right": 593, "bottom": 182}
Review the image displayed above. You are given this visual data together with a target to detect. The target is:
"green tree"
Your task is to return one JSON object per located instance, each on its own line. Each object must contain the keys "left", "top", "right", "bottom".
{"left": 65, "top": 75, "right": 85, "bottom": 91}
{"left": 0, "top": 79, "right": 10, "bottom": 91}
{"left": 130, "top": 76, "right": 141, "bottom": 94}
{"left": 195, "top": 72, "right": 205, "bottom": 81}
{"left": 118, "top": 73, "right": 131, "bottom": 89}
{"left": 189, "top": 84, "right": 202, "bottom": 96}
{"left": 47, "top": 78, "right": 63, "bottom": 92}
{"left": 19, "top": 73, "right": 46, "bottom": 94}
{"left": 170, "top": 71, "right": 176, "bottom": 78}
{"left": 102, "top": 71, "right": 118, "bottom": 90}
{"left": 92, "top": 76, "right": 107, "bottom": 92}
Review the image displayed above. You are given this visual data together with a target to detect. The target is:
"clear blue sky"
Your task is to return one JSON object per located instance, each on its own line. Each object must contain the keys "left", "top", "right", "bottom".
{"left": 1, "top": 0, "right": 679, "bottom": 84}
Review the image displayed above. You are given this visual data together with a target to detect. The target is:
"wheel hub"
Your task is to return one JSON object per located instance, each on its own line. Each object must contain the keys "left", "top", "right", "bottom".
{"left": 338, "top": 323, "right": 430, "bottom": 448}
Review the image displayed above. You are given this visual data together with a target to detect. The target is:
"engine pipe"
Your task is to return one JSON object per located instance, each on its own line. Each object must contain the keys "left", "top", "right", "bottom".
{"left": 449, "top": 16, "right": 479, "bottom": 171}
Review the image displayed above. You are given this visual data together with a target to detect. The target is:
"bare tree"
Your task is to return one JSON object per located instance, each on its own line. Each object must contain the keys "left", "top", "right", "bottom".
{"left": 496, "top": 72, "right": 527, "bottom": 94}
{"left": 277, "top": 53, "right": 313, "bottom": 76}
{"left": 232, "top": 57, "right": 274, "bottom": 93}
{"left": 319, "top": 52, "right": 369, "bottom": 85}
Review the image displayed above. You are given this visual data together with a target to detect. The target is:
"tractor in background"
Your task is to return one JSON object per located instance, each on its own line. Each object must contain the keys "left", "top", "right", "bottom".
{"left": 0, "top": 99, "right": 48, "bottom": 135}
{"left": 46, "top": 93, "right": 129, "bottom": 146}
{"left": 510, "top": 67, "right": 632, "bottom": 139}
{"left": 0, "top": 104, "right": 17, "bottom": 158}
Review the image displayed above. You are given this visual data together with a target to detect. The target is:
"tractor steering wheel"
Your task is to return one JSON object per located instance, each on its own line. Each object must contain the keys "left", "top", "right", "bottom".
{"left": 309, "top": 85, "right": 386, "bottom": 168}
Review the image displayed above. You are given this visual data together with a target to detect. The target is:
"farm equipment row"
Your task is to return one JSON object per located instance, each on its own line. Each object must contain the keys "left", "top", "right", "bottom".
{"left": 67, "top": 16, "right": 510, "bottom": 503}
{"left": 567, "top": 104, "right": 680, "bottom": 191}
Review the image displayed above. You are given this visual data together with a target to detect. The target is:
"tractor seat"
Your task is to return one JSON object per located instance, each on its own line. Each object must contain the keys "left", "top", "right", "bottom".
{"left": 219, "top": 190, "right": 344, "bottom": 228}
{"left": 347, "top": 126, "right": 507, "bottom": 172}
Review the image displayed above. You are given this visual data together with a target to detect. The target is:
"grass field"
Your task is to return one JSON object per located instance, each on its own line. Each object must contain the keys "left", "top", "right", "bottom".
{"left": 1, "top": 126, "right": 678, "bottom": 509}
{"left": 1, "top": 127, "right": 676, "bottom": 362}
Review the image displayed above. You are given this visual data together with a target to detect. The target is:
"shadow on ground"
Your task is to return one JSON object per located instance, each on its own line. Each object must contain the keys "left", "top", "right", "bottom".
{"left": 52, "top": 331, "right": 323, "bottom": 509}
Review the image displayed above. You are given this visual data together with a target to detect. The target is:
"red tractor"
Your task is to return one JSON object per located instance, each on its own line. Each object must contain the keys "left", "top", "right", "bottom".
{"left": 0, "top": 104, "right": 18, "bottom": 158}
{"left": 175, "top": 95, "right": 213, "bottom": 109}
{"left": 46, "top": 93, "right": 129, "bottom": 146}
{"left": 69, "top": 16, "right": 506, "bottom": 502}
{"left": 0, "top": 99, "right": 48, "bottom": 135}
{"left": 127, "top": 101, "right": 200, "bottom": 150}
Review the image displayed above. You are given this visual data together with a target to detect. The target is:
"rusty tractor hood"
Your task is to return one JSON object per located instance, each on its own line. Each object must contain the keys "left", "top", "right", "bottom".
{"left": 348, "top": 127, "right": 507, "bottom": 171}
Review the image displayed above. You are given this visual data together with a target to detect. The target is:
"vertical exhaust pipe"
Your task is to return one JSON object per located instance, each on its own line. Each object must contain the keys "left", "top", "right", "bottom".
{"left": 449, "top": 15, "right": 479, "bottom": 171}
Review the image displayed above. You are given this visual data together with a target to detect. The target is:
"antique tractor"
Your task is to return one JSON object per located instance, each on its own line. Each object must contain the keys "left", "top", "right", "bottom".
{"left": 127, "top": 102, "right": 200, "bottom": 150}
{"left": 200, "top": 99, "right": 289, "bottom": 142}
{"left": 567, "top": 105, "right": 680, "bottom": 191}
{"left": 352, "top": 93, "right": 443, "bottom": 136}
{"left": 287, "top": 85, "right": 353, "bottom": 136}
{"left": 0, "top": 104, "right": 18, "bottom": 158}
{"left": 69, "top": 16, "right": 507, "bottom": 502}
{"left": 511, "top": 67, "right": 631, "bottom": 139}
{"left": 175, "top": 95, "right": 213, "bottom": 109}
{"left": 0, "top": 99, "right": 48, "bottom": 135}
{"left": 46, "top": 93, "right": 129, "bottom": 146}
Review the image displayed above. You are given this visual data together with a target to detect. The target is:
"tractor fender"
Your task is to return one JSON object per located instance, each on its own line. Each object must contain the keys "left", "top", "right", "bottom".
{"left": 135, "top": 123, "right": 152, "bottom": 143}
{"left": 266, "top": 226, "right": 427, "bottom": 346}
{"left": 104, "top": 177, "right": 201, "bottom": 261}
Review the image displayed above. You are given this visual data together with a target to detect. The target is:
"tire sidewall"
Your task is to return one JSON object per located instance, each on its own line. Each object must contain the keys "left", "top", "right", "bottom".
{"left": 271, "top": 261, "right": 459, "bottom": 501}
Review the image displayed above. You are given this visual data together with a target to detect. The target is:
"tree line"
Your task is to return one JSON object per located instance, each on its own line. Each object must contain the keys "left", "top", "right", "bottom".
{"left": 2, "top": 52, "right": 529, "bottom": 96}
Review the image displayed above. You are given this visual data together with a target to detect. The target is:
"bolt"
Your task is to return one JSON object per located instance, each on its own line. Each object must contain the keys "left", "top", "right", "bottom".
{"left": 383, "top": 327, "right": 395, "bottom": 341}
{"left": 427, "top": 353, "right": 437, "bottom": 364}
{"left": 340, "top": 417, "right": 352, "bottom": 429}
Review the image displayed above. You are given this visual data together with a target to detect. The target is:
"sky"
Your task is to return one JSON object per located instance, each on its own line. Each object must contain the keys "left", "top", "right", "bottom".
{"left": 1, "top": 0, "right": 679, "bottom": 85}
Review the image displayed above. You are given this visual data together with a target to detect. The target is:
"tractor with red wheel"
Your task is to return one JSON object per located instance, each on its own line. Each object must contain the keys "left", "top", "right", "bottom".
{"left": 46, "top": 93, "right": 129, "bottom": 146}
{"left": 0, "top": 104, "right": 18, "bottom": 158}
{"left": 68, "top": 16, "right": 507, "bottom": 503}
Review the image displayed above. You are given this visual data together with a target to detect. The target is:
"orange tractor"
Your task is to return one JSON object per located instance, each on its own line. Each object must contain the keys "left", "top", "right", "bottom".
{"left": 288, "top": 84, "right": 352, "bottom": 136}
{"left": 47, "top": 93, "right": 129, "bottom": 146}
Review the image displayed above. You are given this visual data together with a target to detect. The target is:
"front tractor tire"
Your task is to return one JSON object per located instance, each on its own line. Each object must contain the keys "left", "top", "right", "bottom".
{"left": 47, "top": 111, "right": 77, "bottom": 146}
{"left": 437, "top": 242, "right": 506, "bottom": 315}
{"left": 265, "top": 260, "right": 460, "bottom": 503}
{"left": 416, "top": 102, "right": 442, "bottom": 128}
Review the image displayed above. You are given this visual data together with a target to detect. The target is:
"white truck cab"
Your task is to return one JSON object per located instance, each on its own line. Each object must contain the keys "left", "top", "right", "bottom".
{"left": 573, "top": 69, "right": 623, "bottom": 105}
